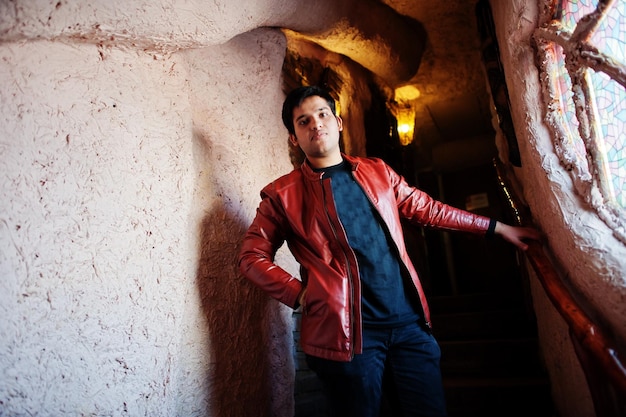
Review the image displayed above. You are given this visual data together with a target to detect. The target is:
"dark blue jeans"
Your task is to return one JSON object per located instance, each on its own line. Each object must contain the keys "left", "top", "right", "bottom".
{"left": 306, "top": 321, "right": 447, "bottom": 417}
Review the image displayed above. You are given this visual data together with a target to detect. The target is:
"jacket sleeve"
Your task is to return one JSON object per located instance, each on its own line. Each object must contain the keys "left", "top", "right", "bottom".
{"left": 238, "top": 186, "right": 303, "bottom": 309}
{"left": 386, "top": 163, "right": 492, "bottom": 234}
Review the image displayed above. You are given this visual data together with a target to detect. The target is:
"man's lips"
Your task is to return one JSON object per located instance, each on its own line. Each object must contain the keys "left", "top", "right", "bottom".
{"left": 311, "top": 132, "right": 326, "bottom": 140}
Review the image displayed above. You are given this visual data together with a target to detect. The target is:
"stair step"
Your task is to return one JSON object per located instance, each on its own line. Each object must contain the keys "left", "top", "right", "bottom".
{"left": 429, "top": 292, "right": 524, "bottom": 314}
{"left": 444, "top": 376, "right": 555, "bottom": 417}
{"left": 430, "top": 291, "right": 555, "bottom": 415}
{"left": 294, "top": 390, "right": 329, "bottom": 417}
{"left": 295, "top": 369, "right": 323, "bottom": 393}
{"left": 294, "top": 370, "right": 329, "bottom": 417}
{"left": 439, "top": 338, "right": 546, "bottom": 377}
{"left": 431, "top": 309, "right": 536, "bottom": 340}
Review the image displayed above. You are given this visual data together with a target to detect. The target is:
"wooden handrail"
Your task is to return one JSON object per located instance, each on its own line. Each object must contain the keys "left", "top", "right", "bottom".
{"left": 493, "top": 158, "right": 626, "bottom": 415}
{"left": 525, "top": 243, "right": 626, "bottom": 393}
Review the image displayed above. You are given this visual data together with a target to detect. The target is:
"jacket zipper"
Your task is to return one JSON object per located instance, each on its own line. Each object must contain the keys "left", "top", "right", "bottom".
{"left": 320, "top": 176, "right": 356, "bottom": 360}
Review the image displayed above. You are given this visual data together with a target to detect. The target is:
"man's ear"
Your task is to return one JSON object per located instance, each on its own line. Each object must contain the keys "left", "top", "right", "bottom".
{"left": 289, "top": 134, "right": 299, "bottom": 147}
{"left": 337, "top": 116, "right": 344, "bottom": 132}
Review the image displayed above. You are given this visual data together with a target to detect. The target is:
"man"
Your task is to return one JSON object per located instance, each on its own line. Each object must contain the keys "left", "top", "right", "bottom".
{"left": 238, "top": 85, "right": 541, "bottom": 417}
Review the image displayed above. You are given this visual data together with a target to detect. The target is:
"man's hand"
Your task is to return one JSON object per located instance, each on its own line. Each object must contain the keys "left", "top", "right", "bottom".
{"left": 297, "top": 287, "right": 307, "bottom": 310}
{"left": 494, "top": 221, "right": 542, "bottom": 251}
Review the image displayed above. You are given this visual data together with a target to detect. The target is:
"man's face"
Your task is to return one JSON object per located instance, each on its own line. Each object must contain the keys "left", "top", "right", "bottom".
{"left": 289, "top": 96, "right": 343, "bottom": 165}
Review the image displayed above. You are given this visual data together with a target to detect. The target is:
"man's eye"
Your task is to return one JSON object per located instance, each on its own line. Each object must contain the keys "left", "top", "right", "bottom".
{"left": 298, "top": 119, "right": 308, "bottom": 125}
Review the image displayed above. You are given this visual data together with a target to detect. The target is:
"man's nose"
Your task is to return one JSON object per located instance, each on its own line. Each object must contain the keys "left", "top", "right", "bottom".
{"left": 311, "top": 116, "right": 322, "bottom": 129}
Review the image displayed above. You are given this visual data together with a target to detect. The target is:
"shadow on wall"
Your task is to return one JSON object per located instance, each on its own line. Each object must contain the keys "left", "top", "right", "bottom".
{"left": 196, "top": 204, "right": 274, "bottom": 416}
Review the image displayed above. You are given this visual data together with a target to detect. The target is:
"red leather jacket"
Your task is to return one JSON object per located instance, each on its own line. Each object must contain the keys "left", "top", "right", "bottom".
{"left": 238, "top": 154, "right": 491, "bottom": 362}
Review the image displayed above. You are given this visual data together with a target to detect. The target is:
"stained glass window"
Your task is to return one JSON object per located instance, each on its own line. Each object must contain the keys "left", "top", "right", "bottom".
{"left": 590, "top": 1, "right": 626, "bottom": 67}
{"left": 588, "top": 69, "right": 626, "bottom": 207}
{"left": 557, "top": 0, "right": 598, "bottom": 31}
{"left": 535, "top": 0, "right": 626, "bottom": 240}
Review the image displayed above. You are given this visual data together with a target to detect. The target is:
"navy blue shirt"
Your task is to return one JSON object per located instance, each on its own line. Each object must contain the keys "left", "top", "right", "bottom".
{"left": 318, "top": 161, "right": 419, "bottom": 327}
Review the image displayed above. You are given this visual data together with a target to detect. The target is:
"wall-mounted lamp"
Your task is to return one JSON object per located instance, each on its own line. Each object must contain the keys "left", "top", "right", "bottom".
{"left": 389, "top": 86, "right": 420, "bottom": 146}
{"left": 394, "top": 104, "right": 416, "bottom": 146}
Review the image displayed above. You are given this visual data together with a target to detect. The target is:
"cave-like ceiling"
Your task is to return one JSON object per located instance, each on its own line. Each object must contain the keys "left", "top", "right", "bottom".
{"left": 284, "top": 0, "right": 499, "bottom": 172}
{"left": 382, "top": 0, "right": 497, "bottom": 171}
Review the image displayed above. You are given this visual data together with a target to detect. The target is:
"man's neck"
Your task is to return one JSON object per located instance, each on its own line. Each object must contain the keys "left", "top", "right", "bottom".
{"left": 306, "top": 154, "right": 344, "bottom": 169}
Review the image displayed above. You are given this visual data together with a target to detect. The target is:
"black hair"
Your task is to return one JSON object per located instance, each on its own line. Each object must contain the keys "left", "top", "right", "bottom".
{"left": 281, "top": 85, "right": 337, "bottom": 134}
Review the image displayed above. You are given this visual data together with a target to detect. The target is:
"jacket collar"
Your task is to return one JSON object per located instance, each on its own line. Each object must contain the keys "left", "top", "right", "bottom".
{"left": 300, "top": 153, "right": 360, "bottom": 181}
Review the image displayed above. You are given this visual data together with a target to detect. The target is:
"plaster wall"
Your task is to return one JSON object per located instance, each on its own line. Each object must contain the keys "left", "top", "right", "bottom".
{"left": 4, "top": 0, "right": 623, "bottom": 416}
{"left": 490, "top": 1, "right": 626, "bottom": 416}
{"left": 0, "top": 16, "right": 299, "bottom": 417}
{"left": 0, "top": 41, "right": 199, "bottom": 415}
{"left": 0, "top": 0, "right": 423, "bottom": 87}
{"left": 183, "top": 29, "right": 299, "bottom": 417}
{"left": 1, "top": 0, "right": 413, "bottom": 414}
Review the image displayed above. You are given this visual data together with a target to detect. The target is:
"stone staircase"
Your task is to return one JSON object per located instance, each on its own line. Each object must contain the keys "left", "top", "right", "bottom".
{"left": 293, "top": 289, "right": 557, "bottom": 417}
{"left": 430, "top": 291, "right": 556, "bottom": 417}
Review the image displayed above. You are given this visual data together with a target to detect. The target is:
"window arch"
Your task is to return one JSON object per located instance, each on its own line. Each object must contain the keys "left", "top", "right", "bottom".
{"left": 534, "top": 0, "right": 626, "bottom": 242}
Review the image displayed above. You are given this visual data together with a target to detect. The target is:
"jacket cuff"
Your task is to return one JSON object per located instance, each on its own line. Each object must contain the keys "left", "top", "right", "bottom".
{"left": 486, "top": 218, "right": 497, "bottom": 239}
